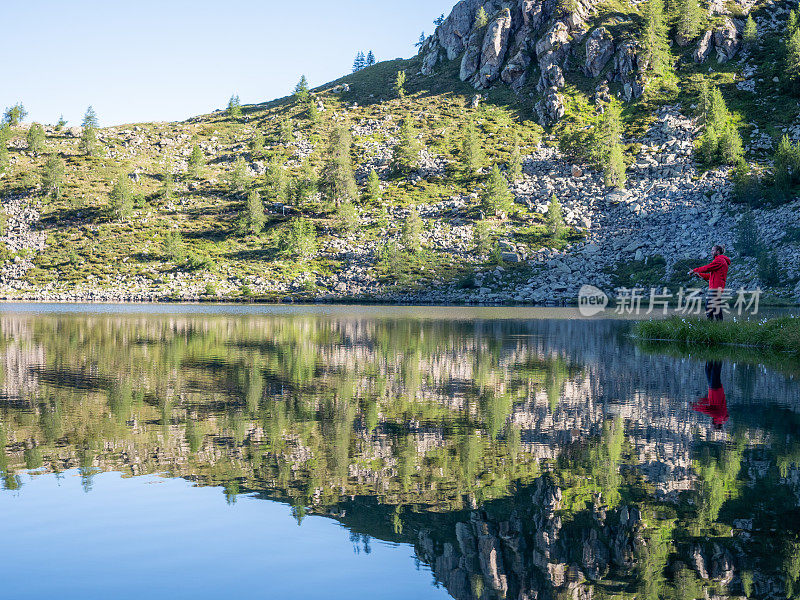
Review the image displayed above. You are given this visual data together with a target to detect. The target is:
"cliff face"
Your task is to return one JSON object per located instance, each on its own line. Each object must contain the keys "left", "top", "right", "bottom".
{"left": 420, "top": 0, "right": 747, "bottom": 124}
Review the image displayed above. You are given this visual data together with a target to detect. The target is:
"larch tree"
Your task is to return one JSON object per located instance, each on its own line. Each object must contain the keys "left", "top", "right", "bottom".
{"left": 474, "top": 6, "right": 488, "bottom": 28}
{"left": 676, "top": 0, "right": 702, "bottom": 45}
{"left": 481, "top": 165, "right": 513, "bottom": 216}
{"left": 323, "top": 123, "right": 358, "bottom": 204}
{"left": 742, "top": 15, "right": 758, "bottom": 49}
{"left": 227, "top": 94, "right": 242, "bottom": 119}
{"left": 188, "top": 145, "right": 205, "bottom": 178}
{"left": 395, "top": 70, "right": 407, "bottom": 99}
{"left": 26, "top": 123, "right": 45, "bottom": 154}
{"left": 640, "top": 0, "right": 672, "bottom": 78}
{"left": 461, "top": 120, "right": 484, "bottom": 175}
{"left": 79, "top": 106, "right": 100, "bottom": 157}
{"left": 391, "top": 118, "right": 422, "bottom": 174}
{"left": 41, "top": 155, "right": 65, "bottom": 200}
{"left": 294, "top": 76, "right": 310, "bottom": 104}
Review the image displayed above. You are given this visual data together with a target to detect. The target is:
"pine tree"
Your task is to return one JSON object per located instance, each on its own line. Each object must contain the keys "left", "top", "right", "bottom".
{"left": 640, "top": 0, "right": 671, "bottom": 78}
{"left": 336, "top": 199, "right": 359, "bottom": 232}
{"left": 188, "top": 144, "right": 204, "bottom": 178}
{"left": 307, "top": 101, "right": 320, "bottom": 123}
{"left": 323, "top": 123, "right": 358, "bottom": 203}
{"left": 606, "top": 144, "right": 627, "bottom": 189}
{"left": 243, "top": 189, "right": 265, "bottom": 234}
{"left": 161, "top": 157, "right": 175, "bottom": 200}
{"left": 482, "top": 165, "right": 513, "bottom": 216}
{"left": 295, "top": 159, "right": 319, "bottom": 208}
{"left": 55, "top": 114, "right": 67, "bottom": 132}
{"left": 2, "top": 104, "right": 27, "bottom": 126}
{"left": 227, "top": 156, "right": 250, "bottom": 194}
{"left": 294, "top": 76, "right": 310, "bottom": 104}
{"left": 461, "top": 120, "right": 484, "bottom": 175}
{"left": 474, "top": 6, "right": 489, "bottom": 28}
{"left": 41, "top": 155, "right": 65, "bottom": 200}
{"left": 109, "top": 173, "right": 134, "bottom": 221}
{"left": 79, "top": 106, "right": 99, "bottom": 157}
{"left": 364, "top": 169, "right": 382, "bottom": 204}
{"left": 547, "top": 194, "right": 566, "bottom": 240}
{"left": 507, "top": 141, "right": 523, "bottom": 183}
{"left": 366, "top": 51, "right": 376, "bottom": 67}
{"left": 416, "top": 32, "right": 426, "bottom": 48}
{"left": 391, "top": 118, "right": 422, "bottom": 174}
{"left": 786, "top": 27, "right": 800, "bottom": 94}
{"left": 26, "top": 123, "right": 45, "bottom": 154}
{"left": 395, "top": 70, "right": 407, "bottom": 99}
{"left": 279, "top": 118, "right": 293, "bottom": 145}
{"left": 227, "top": 94, "right": 242, "bottom": 119}
{"left": 352, "top": 51, "right": 366, "bottom": 73}
{"left": 402, "top": 205, "right": 423, "bottom": 253}
{"left": 742, "top": 15, "right": 758, "bottom": 49}
{"left": 676, "top": 0, "right": 702, "bottom": 46}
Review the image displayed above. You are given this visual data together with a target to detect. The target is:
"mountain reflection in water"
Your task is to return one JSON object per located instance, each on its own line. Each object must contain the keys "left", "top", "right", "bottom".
{"left": 1, "top": 311, "right": 799, "bottom": 600}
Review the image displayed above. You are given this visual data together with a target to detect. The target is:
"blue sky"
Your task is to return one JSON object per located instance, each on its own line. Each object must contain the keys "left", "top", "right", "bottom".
{"left": 1, "top": 0, "right": 455, "bottom": 127}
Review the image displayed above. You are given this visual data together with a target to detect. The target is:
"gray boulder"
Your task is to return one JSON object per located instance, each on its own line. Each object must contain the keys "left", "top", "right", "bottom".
{"left": 584, "top": 27, "right": 614, "bottom": 78}
{"left": 535, "top": 87, "right": 565, "bottom": 126}
{"left": 501, "top": 49, "right": 532, "bottom": 90}
{"left": 713, "top": 18, "right": 740, "bottom": 63}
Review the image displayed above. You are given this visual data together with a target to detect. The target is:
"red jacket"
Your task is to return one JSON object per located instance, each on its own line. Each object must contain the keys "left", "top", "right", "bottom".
{"left": 692, "top": 388, "right": 728, "bottom": 426}
{"left": 693, "top": 255, "right": 731, "bottom": 290}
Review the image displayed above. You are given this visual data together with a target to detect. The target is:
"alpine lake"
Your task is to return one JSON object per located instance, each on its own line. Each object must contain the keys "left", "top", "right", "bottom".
{"left": 1, "top": 304, "right": 799, "bottom": 600}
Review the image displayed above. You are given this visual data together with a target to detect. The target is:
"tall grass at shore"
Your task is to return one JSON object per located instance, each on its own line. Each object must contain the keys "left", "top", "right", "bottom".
{"left": 634, "top": 316, "right": 800, "bottom": 355}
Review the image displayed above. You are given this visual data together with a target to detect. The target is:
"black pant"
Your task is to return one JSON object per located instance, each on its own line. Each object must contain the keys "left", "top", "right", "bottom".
{"left": 705, "top": 361, "right": 722, "bottom": 389}
{"left": 706, "top": 290, "right": 724, "bottom": 321}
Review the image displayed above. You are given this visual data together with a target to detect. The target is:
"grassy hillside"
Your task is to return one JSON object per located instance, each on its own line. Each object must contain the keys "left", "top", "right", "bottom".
{"left": 1, "top": 0, "right": 799, "bottom": 302}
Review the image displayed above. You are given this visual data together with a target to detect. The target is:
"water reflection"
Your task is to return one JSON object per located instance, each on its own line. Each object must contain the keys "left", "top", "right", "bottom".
{"left": 0, "top": 312, "right": 799, "bottom": 599}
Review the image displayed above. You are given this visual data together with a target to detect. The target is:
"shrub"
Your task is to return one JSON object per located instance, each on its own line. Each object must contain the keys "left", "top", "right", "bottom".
{"left": 546, "top": 194, "right": 566, "bottom": 240}
{"left": 402, "top": 205, "right": 423, "bottom": 253}
{"left": 41, "top": 155, "right": 65, "bottom": 200}
{"left": 282, "top": 217, "right": 317, "bottom": 259}
{"left": 26, "top": 123, "right": 45, "bottom": 154}
{"left": 336, "top": 199, "right": 359, "bottom": 233}
{"left": 163, "top": 231, "right": 186, "bottom": 264}
{"left": 109, "top": 173, "right": 134, "bottom": 221}
{"left": 481, "top": 165, "right": 513, "bottom": 216}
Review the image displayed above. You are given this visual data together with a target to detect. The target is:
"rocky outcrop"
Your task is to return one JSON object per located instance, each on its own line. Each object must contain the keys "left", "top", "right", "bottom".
{"left": 535, "top": 87, "right": 565, "bottom": 125}
{"left": 610, "top": 40, "right": 647, "bottom": 101}
{"left": 693, "top": 29, "right": 713, "bottom": 62}
{"left": 474, "top": 9, "right": 514, "bottom": 88}
{"left": 714, "top": 17, "right": 741, "bottom": 63}
{"left": 500, "top": 48, "right": 532, "bottom": 89}
{"left": 583, "top": 27, "right": 614, "bottom": 77}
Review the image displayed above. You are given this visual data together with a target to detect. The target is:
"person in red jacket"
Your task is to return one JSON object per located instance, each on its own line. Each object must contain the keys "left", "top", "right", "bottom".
{"left": 692, "top": 361, "right": 728, "bottom": 430}
{"left": 690, "top": 245, "right": 731, "bottom": 321}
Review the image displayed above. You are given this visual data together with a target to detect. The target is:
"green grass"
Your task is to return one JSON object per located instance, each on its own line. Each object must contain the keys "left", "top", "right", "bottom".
{"left": 634, "top": 316, "right": 800, "bottom": 355}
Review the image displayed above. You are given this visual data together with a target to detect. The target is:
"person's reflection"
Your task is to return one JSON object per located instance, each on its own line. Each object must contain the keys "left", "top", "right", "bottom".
{"left": 692, "top": 361, "right": 728, "bottom": 430}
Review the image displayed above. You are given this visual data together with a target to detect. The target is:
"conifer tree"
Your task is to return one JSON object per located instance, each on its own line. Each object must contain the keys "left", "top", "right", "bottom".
{"left": 786, "top": 25, "right": 800, "bottom": 94}
{"left": 336, "top": 199, "right": 359, "bottom": 232}
{"left": 507, "top": 139, "right": 523, "bottom": 183}
{"left": 481, "top": 165, "right": 513, "bottom": 216}
{"left": 295, "top": 159, "right": 319, "bottom": 208}
{"left": 266, "top": 159, "right": 289, "bottom": 205}
{"left": 435, "top": 14, "right": 446, "bottom": 26}
{"left": 474, "top": 6, "right": 489, "bottom": 28}
{"left": 227, "top": 156, "right": 250, "bottom": 194}
{"left": 640, "top": 0, "right": 671, "bottom": 78}
{"left": 606, "top": 144, "right": 627, "bottom": 189}
{"left": 0, "top": 125, "right": 8, "bottom": 174}
{"left": 364, "top": 169, "right": 381, "bottom": 204}
{"left": 281, "top": 217, "right": 317, "bottom": 259}
{"left": 2, "top": 104, "right": 27, "bottom": 126}
{"left": 243, "top": 189, "right": 265, "bottom": 235}
{"left": 109, "top": 173, "right": 134, "bottom": 221}
{"left": 366, "top": 51, "right": 376, "bottom": 67}
{"left": 402, "top": 205, "right": 423, "bottom": 253}
{"left": 594, "top": 98, "right": 626, "bottom": 188}
{"left": 547, "top": 194, "right": 566, "bottom": 240}
{"left": 227, "top": 94, "right": 242, "bottom": 119}
{"left": 391, "top": 118, "right": 422, "bottom": 174}
{"left": 395, "top": 70, "right": 407, "bottom": 99}
{"left": 249, "top": 131, "right": 265, "bottom": 157}
{"left": 294, "top": 76, "right": 311, "bottom": 104}
{"left": 416, "top": 32, "right": 426, "bottom": 48}
{"left": 188, "top": 144, "right": 204, "bottom": 179}
{"left": 307, "top": 101, "right": 320, "bottom": 123}
{"left": 41, "top": 155, "right": 65, "bottom": 200}
{"left": 279, "top": 118, "right": 293, "bottom": 145}
{"left": 55, "top": 114, "right": 67, "bottom": 132}
{"left": 323, "top": 123, "right": 357, "bottom": 203}
{"left": 26, "top": 123, "right": 45, "bottom": 154}
{"left": 79, "top": 106, "right": 100, "bottom": 157}
{"left": 742, "top": 15, "right": 758, "bottom": 49}
{"left": 461, "top": 120, "right": 484, "bottom": 175}
{"left": 352, "top": 51, "right": 366, "bottom": 73}
{"left": 161, "top": 157, "right": 175, "bottom": 200}
{"left": 676, "top": 0, "right": 702, "bottom": 45}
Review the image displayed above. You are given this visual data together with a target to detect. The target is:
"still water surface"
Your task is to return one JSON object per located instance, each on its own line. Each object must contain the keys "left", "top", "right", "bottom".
{"left": 0, "top": 305, "right": 798, "bottom": 599}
